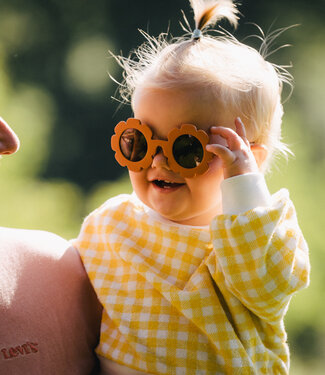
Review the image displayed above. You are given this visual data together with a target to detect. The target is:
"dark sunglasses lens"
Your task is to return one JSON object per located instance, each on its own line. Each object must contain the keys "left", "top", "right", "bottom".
{"left": 172, "top": 134, "right": 204, "bottom": 168}
{"left": 119, "top": 128, "right": 147, "bottom": 162}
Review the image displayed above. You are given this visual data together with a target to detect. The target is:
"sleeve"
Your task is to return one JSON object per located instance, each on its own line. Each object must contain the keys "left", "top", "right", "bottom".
{"left": 210, "top": 186, "right": 310, "bottom": 323}
{"left": 221, "top": 173, "right": 271, "bottom": 215}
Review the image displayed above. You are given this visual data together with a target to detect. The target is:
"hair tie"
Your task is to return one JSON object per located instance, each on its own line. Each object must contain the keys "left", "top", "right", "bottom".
{"left": 192, "top": 29, "right": 202, "bottom": 40}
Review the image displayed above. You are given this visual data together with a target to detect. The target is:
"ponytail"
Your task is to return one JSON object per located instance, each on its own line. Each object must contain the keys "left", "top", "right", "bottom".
{"left": 189, "top": 0, "right": 239, "bottom": 34}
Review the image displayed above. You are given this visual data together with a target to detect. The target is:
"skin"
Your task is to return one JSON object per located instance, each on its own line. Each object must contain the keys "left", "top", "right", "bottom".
{"left": 0, "top": 118, "right": 20, "bottom": 156}
{"left": 129, "top": 87, "right": 267, "bottom": 226}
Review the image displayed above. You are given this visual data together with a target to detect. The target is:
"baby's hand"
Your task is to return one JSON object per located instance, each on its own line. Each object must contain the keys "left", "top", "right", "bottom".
{"left": 206, "top": 117, "right": 259, "bottom": 179}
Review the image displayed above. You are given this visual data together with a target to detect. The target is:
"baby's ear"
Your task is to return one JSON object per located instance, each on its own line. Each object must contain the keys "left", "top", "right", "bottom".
{"left": 250, "top": 144, "right": 268, "bottom": 169}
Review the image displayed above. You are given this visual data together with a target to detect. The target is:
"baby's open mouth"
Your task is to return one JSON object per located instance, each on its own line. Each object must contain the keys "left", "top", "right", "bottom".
{"left": 152, "top": 180, "right": 185, "bottom": 189}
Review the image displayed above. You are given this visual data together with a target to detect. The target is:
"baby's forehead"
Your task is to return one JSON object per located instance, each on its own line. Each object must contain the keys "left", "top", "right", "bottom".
{"left": 132, "top": 119, "right": 208, "bottom": 140}
{"left": 132, "top": 86, "right": 237, "bottom": 135}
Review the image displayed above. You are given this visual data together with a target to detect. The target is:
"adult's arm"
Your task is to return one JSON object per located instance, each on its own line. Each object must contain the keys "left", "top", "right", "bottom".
{"left": 0, "top": 227, "right": 102, "bottom": 375}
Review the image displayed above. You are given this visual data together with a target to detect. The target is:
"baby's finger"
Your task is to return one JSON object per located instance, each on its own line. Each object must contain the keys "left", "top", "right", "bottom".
{"left": 235, "top": 117, "right": 250, "bottom": 146}
{"left": 206, "top": 143, "right": 236, "bottom": 164}
{"left": 209, "top": 133, "right": 228, "bottom": 147}
{"left": 235, "top": 117, "right": 246, "bottom": 138}
{"left": 210, "top": 126, "right": 242, "bottom": 150}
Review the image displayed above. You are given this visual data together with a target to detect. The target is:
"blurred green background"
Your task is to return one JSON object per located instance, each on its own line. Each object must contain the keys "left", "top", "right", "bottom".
{"left": 0, "top": 0, "right": 324, "bottom": 372}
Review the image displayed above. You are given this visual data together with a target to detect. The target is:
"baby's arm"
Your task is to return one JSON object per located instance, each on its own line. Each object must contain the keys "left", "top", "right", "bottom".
{"left": 209, "top": 187, "right": 310, "bottom": 323}
{"left": 206, "top": 120, "right": 310, "bottom": 322}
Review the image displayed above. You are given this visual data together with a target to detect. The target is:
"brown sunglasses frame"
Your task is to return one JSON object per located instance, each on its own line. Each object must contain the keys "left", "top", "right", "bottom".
{"left": 111, "top": 118, "right": 214, "bottom": 178}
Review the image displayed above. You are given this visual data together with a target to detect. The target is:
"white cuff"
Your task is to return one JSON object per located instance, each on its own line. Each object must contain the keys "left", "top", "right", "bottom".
{"left": 221, "top": 173, "right": 271, "bottom": 215}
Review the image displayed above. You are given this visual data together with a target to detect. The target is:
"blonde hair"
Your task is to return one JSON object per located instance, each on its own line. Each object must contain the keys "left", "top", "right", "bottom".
{"left": 113, "top": 0, "right": 293, "bottom": 171}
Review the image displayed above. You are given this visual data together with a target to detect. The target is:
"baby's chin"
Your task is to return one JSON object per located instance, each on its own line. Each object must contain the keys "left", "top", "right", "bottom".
{"left": 146, "top": 200, "right": 191, "bottom": 224}
{"left": 155, "top": 209, "right": 210, "bottom": 227}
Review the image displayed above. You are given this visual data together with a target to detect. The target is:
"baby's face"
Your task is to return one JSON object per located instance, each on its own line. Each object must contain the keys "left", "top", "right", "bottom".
{"left": 130, "top": 87, "right": 237, "bottom": 226}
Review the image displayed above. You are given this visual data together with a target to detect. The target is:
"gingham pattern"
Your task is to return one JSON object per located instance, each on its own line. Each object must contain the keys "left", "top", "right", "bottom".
{"left": 73, "top": 191, "right": 309, "bottom": 375}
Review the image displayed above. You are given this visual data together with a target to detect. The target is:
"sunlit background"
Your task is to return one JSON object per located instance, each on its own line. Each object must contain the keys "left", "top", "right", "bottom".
{"left": 0, "top": 0, "right": 324, "bottom": 372}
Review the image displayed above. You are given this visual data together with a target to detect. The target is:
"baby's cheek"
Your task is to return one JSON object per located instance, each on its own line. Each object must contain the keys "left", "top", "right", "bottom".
{"left": 189, "top": 158, "right": 224, "bottom": 190}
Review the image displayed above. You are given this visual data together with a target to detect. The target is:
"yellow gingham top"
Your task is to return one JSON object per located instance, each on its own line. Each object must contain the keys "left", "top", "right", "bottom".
{"left": 74, "top": 190, "right": 309, "bottom": 375}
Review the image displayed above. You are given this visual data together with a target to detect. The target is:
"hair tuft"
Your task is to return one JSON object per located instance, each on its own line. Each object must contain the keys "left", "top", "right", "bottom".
{"left": 189, "top": 0, "right": 239, "bottom": 30}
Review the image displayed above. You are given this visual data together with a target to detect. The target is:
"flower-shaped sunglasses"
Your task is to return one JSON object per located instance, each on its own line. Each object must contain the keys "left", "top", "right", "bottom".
{"left": 111, "top": 118, "right": 214, "bottom": 178}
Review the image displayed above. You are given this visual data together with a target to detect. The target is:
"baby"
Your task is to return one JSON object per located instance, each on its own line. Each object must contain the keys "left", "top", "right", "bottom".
{"left": 73, "top": 0, "right": 310, "bottom": 374}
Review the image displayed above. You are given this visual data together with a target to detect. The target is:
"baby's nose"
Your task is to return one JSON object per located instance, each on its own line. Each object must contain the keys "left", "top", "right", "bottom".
{"left": 151, "top": 147, "right": 170, "bottom": 169}
{"left": 0, "top": 118, "right": 20, "bottom": 155}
